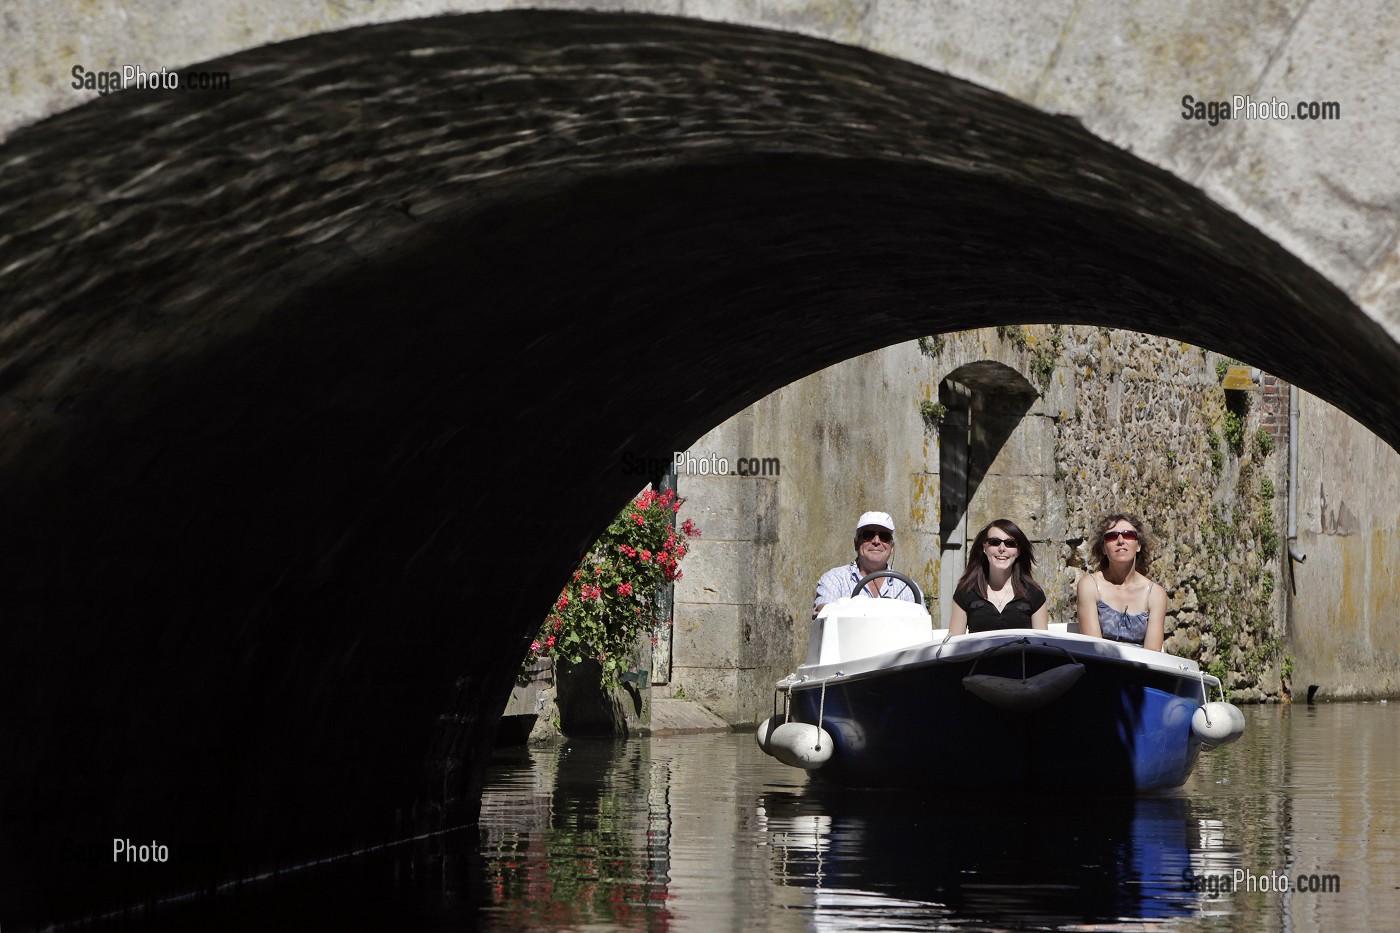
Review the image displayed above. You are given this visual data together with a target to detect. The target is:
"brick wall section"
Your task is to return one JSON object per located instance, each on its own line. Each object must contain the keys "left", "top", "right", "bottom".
{"left": 1258, "top": 374, "right": 1291, "bottom": 449}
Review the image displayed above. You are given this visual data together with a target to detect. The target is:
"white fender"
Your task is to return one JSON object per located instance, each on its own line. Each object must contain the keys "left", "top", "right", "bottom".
{"left": 755, "top": 714, "right": 786, "bottom": 756}
{"left": 1192, "top": 702, "right": 1246, "bottom": 746}
{"left": 767, "top": 721, "right": 834, "bottom": 770}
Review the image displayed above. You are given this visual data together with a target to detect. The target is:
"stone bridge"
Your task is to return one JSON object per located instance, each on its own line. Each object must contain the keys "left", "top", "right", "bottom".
{"left": 3, "top": 3, "right": 1398, "bottom": 925}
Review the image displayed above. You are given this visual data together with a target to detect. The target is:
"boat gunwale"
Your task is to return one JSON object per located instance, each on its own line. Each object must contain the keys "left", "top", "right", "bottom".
{"left": 781, "top": 629, "right": 1220, "bottom": 695}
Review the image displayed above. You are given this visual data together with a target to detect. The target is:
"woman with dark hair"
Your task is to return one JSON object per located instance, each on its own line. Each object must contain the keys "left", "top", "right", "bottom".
{"left": 948, "top": 519, "right": 1049, "bottom": 634}
{"left": 1076, "top": 513, "right": 1166, "bottom": 650}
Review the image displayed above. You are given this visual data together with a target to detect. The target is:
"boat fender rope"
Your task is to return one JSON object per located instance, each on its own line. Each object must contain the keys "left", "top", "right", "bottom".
{"left": 813, "top": 672, "right": 842, "bottom": 751}
{"left": 1197, "top": 669, "right": 1231, "bottom": 717}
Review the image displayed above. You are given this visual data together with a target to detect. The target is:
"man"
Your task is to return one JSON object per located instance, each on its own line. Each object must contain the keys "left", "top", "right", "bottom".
{"left": 813, "top": 511, "right": 918, "bottom": 618}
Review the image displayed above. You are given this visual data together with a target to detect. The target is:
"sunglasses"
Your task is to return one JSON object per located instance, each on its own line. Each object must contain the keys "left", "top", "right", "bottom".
{"left": 1104, "top": 529, "right": 1139, "bottom": 542}
{"left": 984, "top": 536, "right": 1019, "bottom": 549}
{"left": 858, "top": 529, "right": 893, "bottom": 543}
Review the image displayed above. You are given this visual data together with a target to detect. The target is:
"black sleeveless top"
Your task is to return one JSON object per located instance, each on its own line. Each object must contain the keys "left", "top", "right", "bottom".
{"left": 954, "top": 586, "right": 1046, "bottom": 632}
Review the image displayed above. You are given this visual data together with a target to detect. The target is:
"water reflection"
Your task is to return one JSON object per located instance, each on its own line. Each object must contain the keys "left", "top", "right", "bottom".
{"left": 39, "top": 704, "right": 1398, "bottom": 930}
{"left": 758, "top": 786, "right": 1205, "bottom": 928}
{"left": 478, "top": 734, "right": 1239, "bottom": 931}
{"left": 480, "top": 740, "right": 675, "bottom": 931}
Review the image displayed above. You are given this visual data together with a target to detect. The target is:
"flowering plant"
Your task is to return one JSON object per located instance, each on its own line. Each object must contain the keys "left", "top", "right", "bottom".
{"left": 529, "top": 487, "right": 700, "bottom": 689}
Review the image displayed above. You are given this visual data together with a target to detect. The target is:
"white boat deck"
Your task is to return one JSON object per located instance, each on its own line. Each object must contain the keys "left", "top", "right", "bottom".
{"left": 793, "top": 596, "right": 1216, "bottom": 692}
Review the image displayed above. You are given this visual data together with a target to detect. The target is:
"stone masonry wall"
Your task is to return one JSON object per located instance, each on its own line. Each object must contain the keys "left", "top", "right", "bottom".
{"left": 1047, "top": 327, "right": 1290, "bottom": 702}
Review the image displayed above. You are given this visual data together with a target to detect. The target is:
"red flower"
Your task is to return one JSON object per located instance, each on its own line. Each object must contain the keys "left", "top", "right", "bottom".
{"left": 639, "top": 550, "right": 651, "bottom": 562}
{"left": 617, "top": 582, "right": 633, "bottom": 596}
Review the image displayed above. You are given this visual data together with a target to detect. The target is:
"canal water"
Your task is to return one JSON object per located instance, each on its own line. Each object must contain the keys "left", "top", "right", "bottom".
{"left": 475, "top": 702, "right": 1399, "bottom": 932}
{"left": 55, "top": 702, "right": 1397, "bottom": 931}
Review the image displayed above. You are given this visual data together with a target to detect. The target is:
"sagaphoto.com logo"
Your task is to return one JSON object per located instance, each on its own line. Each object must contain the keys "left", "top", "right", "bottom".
{"left": 618, "top": 451, "right": 781, "bottom": 477}
{"left": 72, "top": 63, "right": 232, "bottom": 96}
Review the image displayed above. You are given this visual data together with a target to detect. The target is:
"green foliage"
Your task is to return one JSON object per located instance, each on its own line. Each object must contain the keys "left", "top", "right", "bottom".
{"left": 917, "top": 335, "right": 946, "bottom": 358}
{"left": 1205, "top": 658, "right": 1232, "bottom": 700}
{"left": 1258, "top": 523, "right": 1279, "bottom": 561}
{"left": 1210, "top": 504, "right": 1233, "bottom": 550}
{"left": 919, "top": 399, "right": 948, "bottom": 430}
{"left": 1222, "top": 410, "right": 1246, "bottom": 456}
{"left": 1255, "top": 427, "right": 1276, "bottom": 456}
{"left": 1024, "top": 326, "right": 1064, "bottom": 390}
{"left": 1260, "top": 476, "right": 1275, "bottom": 500}
{"left": 1215, "top": 359, "right": 1231, "bottom": 382}
{"left": 1206, "top": 428, "right": 1224, "bottom": 474}
{"left": 528, "top": 488, "right": 700, "bottom": 689}
{"left": 1244, "top": 634, "right": 1284, "bottom": 683}
{"left": 1030, "top": 346, "right": 1057, "bottom": 389}
{"left": 996, "top": 324, "right": 1031, "bottom": 351}
{"left": 1206, "top": 622, "right": 1237, "bottom": 698}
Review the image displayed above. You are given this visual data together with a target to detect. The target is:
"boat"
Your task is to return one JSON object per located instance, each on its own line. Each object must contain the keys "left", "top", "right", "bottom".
{"left": 757, "top": 571, "right": 1244, "bottom": 791}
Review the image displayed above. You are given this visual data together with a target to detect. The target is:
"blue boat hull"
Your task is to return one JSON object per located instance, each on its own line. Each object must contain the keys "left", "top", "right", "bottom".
{"left": 789, "top": 651, "right": 1203, "bottom": 792}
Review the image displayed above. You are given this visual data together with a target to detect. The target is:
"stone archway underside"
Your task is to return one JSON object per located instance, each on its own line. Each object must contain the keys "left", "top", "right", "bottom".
{"left": 2, "top": 11, "right": 1394, "bottom": 923}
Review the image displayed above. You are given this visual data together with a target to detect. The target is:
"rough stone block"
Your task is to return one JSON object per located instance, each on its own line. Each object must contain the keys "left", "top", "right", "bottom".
{"left": 672, "top": 601, "right": 745, "bottom": 669}
{"left": 981, "top": 412, "right": 1057, "bottom": 479}
{"left": 670, "top": 667, "right": 742, "bottom": 722}
{"left": 675, "top": 537, "right": 756, "bottom": 604}
{"left": 969, "top": 476, "right": 1051, "bottom": 540}
{"left": 676, "top": 473, "right": 764, "bottom": 540}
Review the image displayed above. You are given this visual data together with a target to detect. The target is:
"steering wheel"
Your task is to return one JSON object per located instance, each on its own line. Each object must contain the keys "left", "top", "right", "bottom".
{"left": 851, "top": 570, "right": 924, "bottom": 606}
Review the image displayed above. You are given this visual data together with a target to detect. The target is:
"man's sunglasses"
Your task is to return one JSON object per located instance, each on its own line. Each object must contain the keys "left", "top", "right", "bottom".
{"left": 858, "top": 529, "right": 893, "bottom": 543}
{"left": 984, "top": 536, "right": 1019, "bottom": 549}
{"left": 1104, "top": 529, "right": 1139, "bottom": 542}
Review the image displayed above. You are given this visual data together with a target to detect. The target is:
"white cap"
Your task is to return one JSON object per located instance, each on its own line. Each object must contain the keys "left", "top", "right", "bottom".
{"left": 855, "top": 511, "right": 896, "bottom": 534}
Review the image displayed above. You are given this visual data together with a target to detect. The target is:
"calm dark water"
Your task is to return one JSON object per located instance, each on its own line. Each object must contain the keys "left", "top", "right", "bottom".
{"left": 44, "top": 702, "right": 1397, "bottom": 931}
{"left": 476, "top": 702, "right": 1400, "bottom": 932}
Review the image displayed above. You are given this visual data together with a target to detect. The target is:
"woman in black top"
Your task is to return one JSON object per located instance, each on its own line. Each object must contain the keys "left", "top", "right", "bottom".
{"left": 948, "top": 519, "right": 1049, "bottom": 634}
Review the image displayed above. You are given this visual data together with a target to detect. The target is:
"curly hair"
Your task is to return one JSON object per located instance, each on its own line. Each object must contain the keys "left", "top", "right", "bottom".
{"left": 1090, "top": 512, "right": 1154, "bottom": 573}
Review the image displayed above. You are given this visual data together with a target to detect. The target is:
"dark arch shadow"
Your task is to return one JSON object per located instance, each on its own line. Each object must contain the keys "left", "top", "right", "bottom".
{"left": 0, "top": 10, "right": 1394, "bottom": 927}
{"left": 937, "top": 361, "right": 1040, "bottom": 546}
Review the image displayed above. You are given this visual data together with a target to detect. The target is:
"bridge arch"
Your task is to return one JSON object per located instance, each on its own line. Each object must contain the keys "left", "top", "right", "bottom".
{"left": 1, "top": 11, "right": 1396, "bottom": 923}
